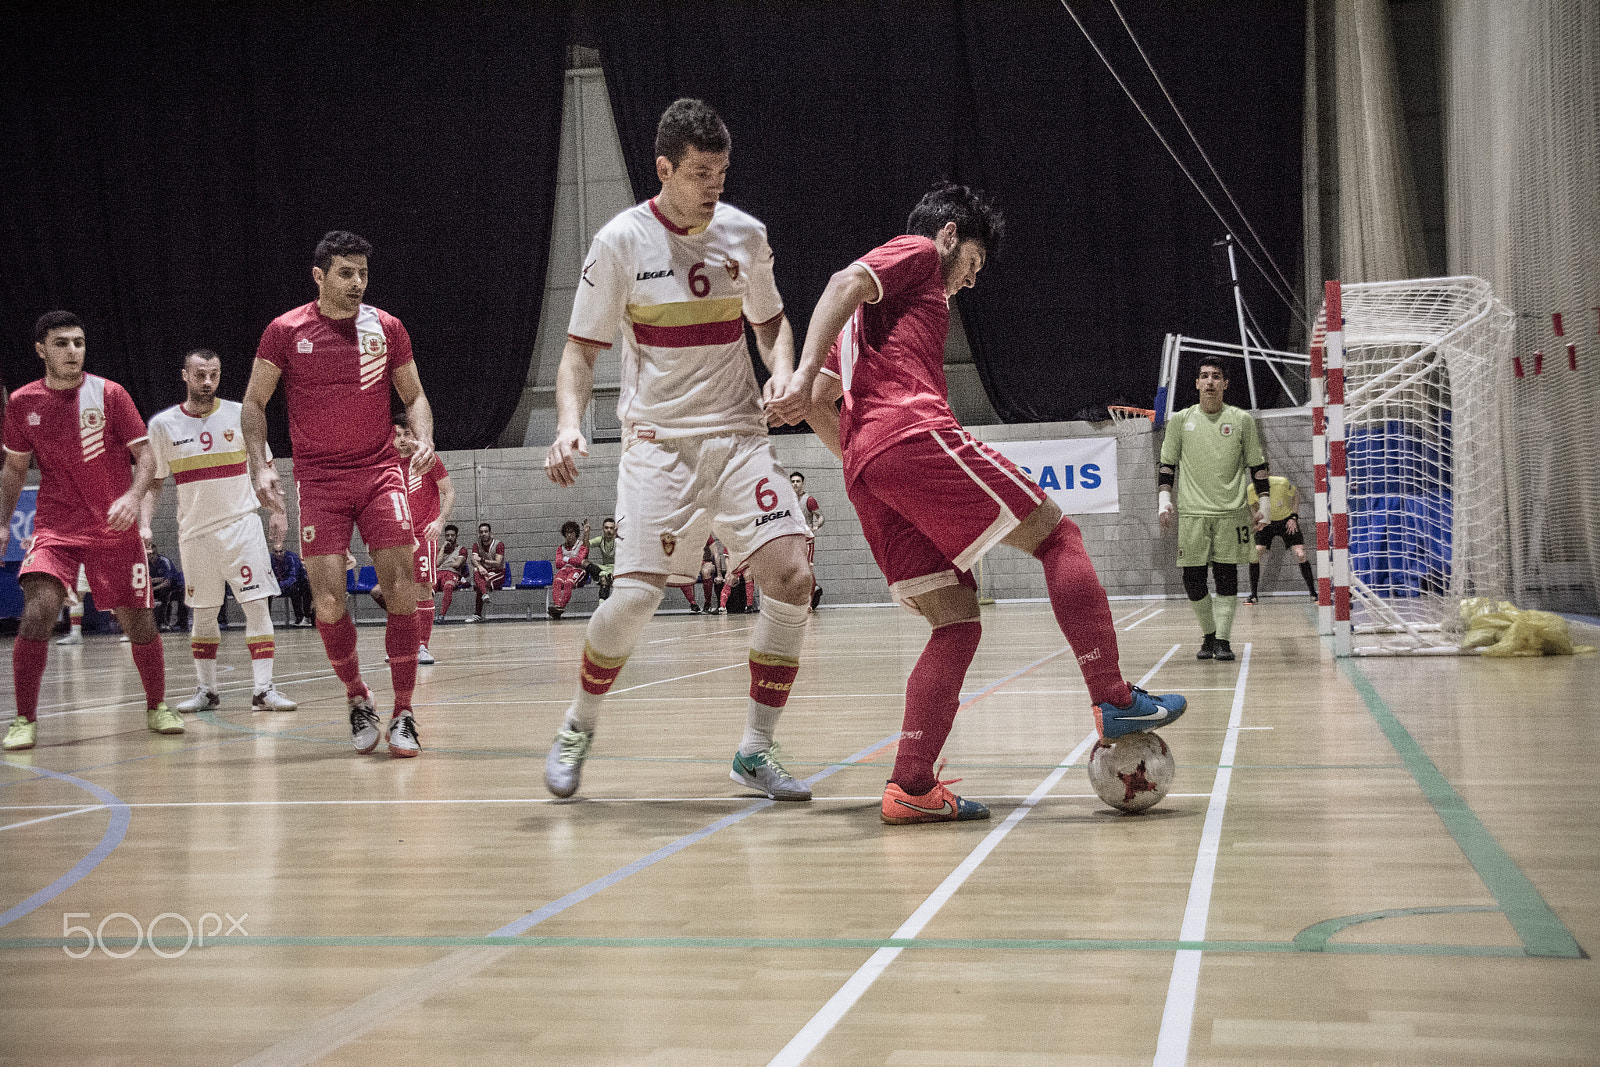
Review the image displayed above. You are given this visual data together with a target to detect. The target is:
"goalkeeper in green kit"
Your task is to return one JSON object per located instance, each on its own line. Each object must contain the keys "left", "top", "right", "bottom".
{"left": 1157, "top": 356, "right": 1271, "bottom": 661}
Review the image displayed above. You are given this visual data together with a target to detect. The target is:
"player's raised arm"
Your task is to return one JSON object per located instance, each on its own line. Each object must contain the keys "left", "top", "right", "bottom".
{"left": 545, "top": 338, "right": 598, "bottom": 486}
{"left": 242, "top": 357, "right": 284, "bottom": 512}
{"left": 792, "top": 263, "right": 877, "bottom": 411}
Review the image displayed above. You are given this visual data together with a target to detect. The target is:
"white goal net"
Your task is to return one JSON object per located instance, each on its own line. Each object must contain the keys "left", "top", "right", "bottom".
{"left": 1313, "top": 277, "right": 1515, "bottom": 654}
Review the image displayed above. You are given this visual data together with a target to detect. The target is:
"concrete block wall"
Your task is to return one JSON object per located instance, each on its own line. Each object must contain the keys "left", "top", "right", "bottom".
{"left": 141, "top": 410, "right": 1315, "bottom": 610}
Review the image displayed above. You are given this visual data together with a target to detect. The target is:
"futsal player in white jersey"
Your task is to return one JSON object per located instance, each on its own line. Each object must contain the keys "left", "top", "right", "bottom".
{"left": 543, "top": 98, "right": 816, "bottom": 801}
{"left": 136, "top": 349, "right": 298, "bottom": 712}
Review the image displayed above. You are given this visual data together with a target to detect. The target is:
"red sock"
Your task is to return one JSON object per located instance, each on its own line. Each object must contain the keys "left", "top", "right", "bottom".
{"left": 890, "top": 620, "right": 981, "bottom": 796}
{"left": 701, "top": 576, "right": 714, "bottom": 608}
{"left": 13, "top": 636, "right": 48, "bottom": 722}
{"left": 680, "top": 586, "right": 696, "bottom": 608}
{"left": 315, "top": 613, "right": 366, "bottom": 698}
{"left": 720, "top": 580, "right": 733, "bottom": 609}
{"left": 129, "top": 638, "right": 167, "bottom": 710}
{"left": 1034, "top": 520, "right": 1131, "bottom": 708}
{"left": 384, "top": 612, "right": 419, "bottom": 714}
{"left": 439, "top": 584, "right": 455, "bottom": 616}
{"left": 416, "top": 598, "right": 434, "bottom": 648}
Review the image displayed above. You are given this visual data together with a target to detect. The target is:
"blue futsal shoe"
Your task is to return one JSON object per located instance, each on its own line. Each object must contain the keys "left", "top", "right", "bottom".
{"left": 1094, "top": 685, "right": 1186, "bottom": 739}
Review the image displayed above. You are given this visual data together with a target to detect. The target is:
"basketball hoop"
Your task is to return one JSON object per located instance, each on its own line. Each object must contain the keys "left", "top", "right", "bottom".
{"left": 1107, "top": 405, "right": 1156, "bottom": 437}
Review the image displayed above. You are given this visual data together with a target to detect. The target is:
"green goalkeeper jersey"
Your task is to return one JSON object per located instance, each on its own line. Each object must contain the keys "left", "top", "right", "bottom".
{"left": 1160, "top": 403, "right": 1265, "bottom": 516}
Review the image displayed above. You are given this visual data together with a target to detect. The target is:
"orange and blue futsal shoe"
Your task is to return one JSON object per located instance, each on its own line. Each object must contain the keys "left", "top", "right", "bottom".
{"left": 881, "top": 768, "right": 991, "bottom": 825}
{"left": 1094, "top": 685, "right": 1187, "bottom": 740}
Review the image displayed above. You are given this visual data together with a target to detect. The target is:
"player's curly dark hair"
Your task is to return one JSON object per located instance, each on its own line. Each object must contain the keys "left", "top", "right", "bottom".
{"left": 34, "top": 310, "right": 82, "bottom": 343}
{"left": 906, "top": 181, "right": 1005, "bottom": 258}
{"left": 313, "top": 230, "right": 373, "bottom": 272}
{"left": 561, "top": 521, "right": 581, "bottom": 539}
{"left": 655, "top": 98, "right": 731, "bottom": 166}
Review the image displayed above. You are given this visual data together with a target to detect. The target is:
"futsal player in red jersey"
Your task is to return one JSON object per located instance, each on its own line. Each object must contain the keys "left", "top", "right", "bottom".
{"left": 242, "top": 231, "right": 436, "bottom": 758}
{"left": 1, "top": 312, "right": 181, "bottom": 751}
{"left": 391, "top": 412, "right": 452, "bottom": 664}
{"left": 776, "top": 183, "right": 1187, "bottom": 823}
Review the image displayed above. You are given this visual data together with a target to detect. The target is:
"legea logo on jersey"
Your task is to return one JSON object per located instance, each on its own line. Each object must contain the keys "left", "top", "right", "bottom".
{"left": 636, "top": 269, "right": 674, "bottom": 281}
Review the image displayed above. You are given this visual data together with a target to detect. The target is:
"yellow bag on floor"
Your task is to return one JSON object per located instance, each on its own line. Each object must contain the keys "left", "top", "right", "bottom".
{"left": 1460, "top": 598, "right": 1596, "bottom": 656}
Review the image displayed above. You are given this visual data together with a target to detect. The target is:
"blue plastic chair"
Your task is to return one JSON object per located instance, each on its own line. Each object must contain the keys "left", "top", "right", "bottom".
{"left": 516, "top": 560, "right": 554, "bottom": 617}
{"left": 347, "top": 566, "right": 379, "bottom": 622}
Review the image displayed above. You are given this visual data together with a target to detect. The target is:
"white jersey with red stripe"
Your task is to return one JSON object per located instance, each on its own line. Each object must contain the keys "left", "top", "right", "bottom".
{"left": 567, "top": 197, "right": 784, "bottom": 444}
{"left": 147, "top": 399, "right": 267, "bottom": 541}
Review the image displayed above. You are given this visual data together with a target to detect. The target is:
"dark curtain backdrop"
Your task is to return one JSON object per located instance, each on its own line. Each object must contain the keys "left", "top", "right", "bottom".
{"left": 592, "top": 0, "right": 1304, "bottom": 423}
{"left": 0, "top": 1, "right": 570, "bottom": 455}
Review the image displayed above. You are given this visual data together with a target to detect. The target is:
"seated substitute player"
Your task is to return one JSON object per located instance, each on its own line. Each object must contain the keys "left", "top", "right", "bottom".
{"left": 145, "top": 538, "right": 185, "bottom": 631}
{"left": 434, "top": 524, "right": 468, "bottom": 621}
{"left": 1246, "top": 474, "right": 1317, "bottom": 602}
{"left": 548, "top": 520, "right": 589, "bottom": 618}
{"left": 790, "top": 470, "right": 824, "bottom": 609}
{"left": 465, "top": 521, "right": 504, "bottom": 622}
{"left": 783, "top": 182, "right": 1186, "bottom": 824}
{"left": 392, "top": 412, "right": 452, "bottom": 663}
{"left": 244, "top": 230, "right": 435, "bottom": 758}
{"left": 583, "top": 517, "right": 618, "bottom": 600}
{"left": 138, "top": 348, "right": 298, "bottom": 713}
{"left": 2, "top": 311, "right": 180, "bottom": 751}
{"left": 543, "top": 97, "right": 817, "bottom": 801}
{"left": 1157, "top": 356, "right": 1272, "bottom": 661}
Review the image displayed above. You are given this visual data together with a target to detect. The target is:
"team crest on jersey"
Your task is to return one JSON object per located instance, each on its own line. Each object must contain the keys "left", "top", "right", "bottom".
{"left": 81, "top": 408, "right": 104, "bottom": 431}
{"left": 187, "top": 585, "right": 195, "bottom": 599}
{"left": 302, "top": 524, "right": 316, "bottom": 544}
{"left": 1221, "top": 424, "right": 1234, "bottom": 436}
{"left": 660, "top": 532, "right": 676, "bottom": 557}
{"left": 360, "top": 332, "right": 387, "bottom": 357}
{"left": 725, "top": 259, "right": 740, "bottom": 281}
{"left": 223, "top": 429, "right": 235, "bottom": 442}
{"left": 297, "top": 339, "right": 313, "bottom": 354}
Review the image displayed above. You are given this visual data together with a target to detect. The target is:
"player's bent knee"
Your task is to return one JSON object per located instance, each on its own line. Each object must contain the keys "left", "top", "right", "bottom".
{"left": 1182, "top": 566, "right": 1210, "bottom": 601}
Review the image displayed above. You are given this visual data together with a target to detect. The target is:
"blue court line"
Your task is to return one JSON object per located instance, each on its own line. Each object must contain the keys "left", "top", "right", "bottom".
{"left": 490, "top": 730, "right": 902, "bottom": 937}
{"left": 0, "top": 765, "right": 131, "bottom": 929}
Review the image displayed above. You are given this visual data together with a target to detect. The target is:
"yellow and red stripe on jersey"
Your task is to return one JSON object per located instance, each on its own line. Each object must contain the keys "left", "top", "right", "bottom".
{"left": 626, "top": 297, "right": 744, "bottom": 348}
{"left": 169, "top": 449, "right": 248, "bottom": 485}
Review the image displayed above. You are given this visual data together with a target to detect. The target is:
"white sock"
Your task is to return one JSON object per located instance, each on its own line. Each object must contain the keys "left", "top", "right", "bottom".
{"left": 242, "top": 598, "right": 275, "bottom": 692}
{"left": 191, "top": 611, "right": 221, "bottom": 691}
{"left": 741, "top": 595, "right": 809, "bottom": 755}
{"left": 566, "top": 577, "right": 663, "bottom": 733}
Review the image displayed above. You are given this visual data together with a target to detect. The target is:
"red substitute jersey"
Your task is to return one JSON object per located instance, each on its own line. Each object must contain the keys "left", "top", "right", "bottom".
{"left": 255, "top": 301, "right": 414, "bottom": 478}
{"left": 820, "top": 235, "right": 958, "bottom": 483}
{"left": 3, "top": 375, "right": 148, "bottom": 538}
{"left": 405, "top": 455, "right": 447, "bottom": 529}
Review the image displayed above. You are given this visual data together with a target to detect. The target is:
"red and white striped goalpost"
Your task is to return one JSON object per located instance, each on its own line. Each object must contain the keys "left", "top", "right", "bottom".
{"left": 1310, "top": 280, "right": 1351, "bottom": 656}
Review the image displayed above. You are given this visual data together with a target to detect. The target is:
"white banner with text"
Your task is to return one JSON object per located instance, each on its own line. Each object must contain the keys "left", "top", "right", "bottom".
{"left": 983, "top": 437, "right": 1119, "bottom": 515}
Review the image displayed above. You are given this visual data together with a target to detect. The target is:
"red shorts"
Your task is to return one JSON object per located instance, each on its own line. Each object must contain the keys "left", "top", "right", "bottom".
{"left": 435, "top": 570, "right": 461, "bottom": 594}
{"left": 413, "top": 537, "right": 437, "bottom": 585}
{"left": 22, "top": 528, "right": 153, "bottom": 611}
{"left": 295, "top": 464, "right": 415, "bottom": 558}
{"left": 848, "top": 428, "right": 1046, "bottom": 607}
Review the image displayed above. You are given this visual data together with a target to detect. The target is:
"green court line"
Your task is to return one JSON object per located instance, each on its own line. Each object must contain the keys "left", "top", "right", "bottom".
{"left": 0, "top": 934, "right": 1530, "bottom": 957}
{"left": 1293, "top": 905, "right": 1503, "bottom": 951}
{"left": 1340, "top": 661, "right": 1584, "bottom": 959}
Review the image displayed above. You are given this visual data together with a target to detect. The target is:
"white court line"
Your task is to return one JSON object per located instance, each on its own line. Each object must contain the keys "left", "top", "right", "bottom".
{"left": 1122, "top": 607, "right": 1165, "bottom": 629}
{"left": 768, "top": 648, "right": 1180, "bottom": 1067}
{"left": 1153, "top": 642, "right": 1251, "bottom": 1065}
{"left": 0, "top": 806, "right": 105, "bottom": 832}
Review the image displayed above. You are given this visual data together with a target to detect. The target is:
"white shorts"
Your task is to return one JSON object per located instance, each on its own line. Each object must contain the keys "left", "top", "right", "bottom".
{"left": 180, "top": 514, "right": 281, "bottom": 608}
{"left": 615, "top": 433, "right": 813, "bottom": 585}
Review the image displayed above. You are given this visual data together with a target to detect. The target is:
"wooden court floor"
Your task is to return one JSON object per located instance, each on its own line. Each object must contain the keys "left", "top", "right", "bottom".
{"left": 1, "top": 598, "right": 1597, "bottom": 1065}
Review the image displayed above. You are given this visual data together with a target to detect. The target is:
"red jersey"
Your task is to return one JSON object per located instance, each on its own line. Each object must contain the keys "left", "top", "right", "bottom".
{"left": 405, "top": 456, "right": 447, "bottom": 528}
{"left": 255, "top": 301, "right": 414, "bottom": 477}
{"left": 822, "top": 235, "right": 958, "bottom": 483}
{"left": 3, "top": 375, "right": 148, "bottom": 538}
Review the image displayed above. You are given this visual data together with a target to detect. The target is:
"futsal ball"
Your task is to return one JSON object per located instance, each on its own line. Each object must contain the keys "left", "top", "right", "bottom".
{"left": 1087, "top": 733, "right": 1175, "bottom": 813}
